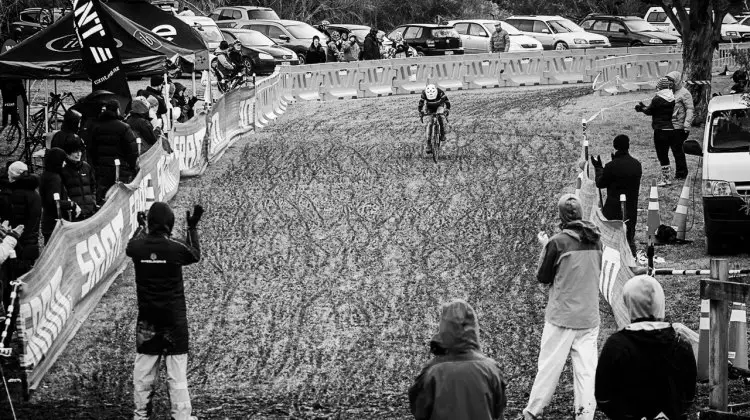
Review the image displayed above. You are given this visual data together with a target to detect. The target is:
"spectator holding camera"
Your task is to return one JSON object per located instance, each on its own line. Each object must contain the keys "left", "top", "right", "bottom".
{"left": 635, "top": 77, "right": 676, "bottom": 187}
{"left": 126, "top": 202, "right": 203, "bottom": 420}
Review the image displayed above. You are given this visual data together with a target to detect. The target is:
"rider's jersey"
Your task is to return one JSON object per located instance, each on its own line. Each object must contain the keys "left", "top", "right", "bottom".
{"left": 418, "top": 88, "right": 451, "bottom": 113}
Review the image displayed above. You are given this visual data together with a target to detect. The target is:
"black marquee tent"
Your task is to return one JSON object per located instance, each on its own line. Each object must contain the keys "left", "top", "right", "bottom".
{"left": 0, "top": 1, "right": 202, "bottom": 79}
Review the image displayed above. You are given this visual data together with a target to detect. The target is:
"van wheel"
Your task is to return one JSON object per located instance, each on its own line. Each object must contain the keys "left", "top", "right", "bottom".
{"left": 554, "top": 42, "right": 569, "bottom": 50}
{"left": 706, "top": 233, "right": 724, "bottom": 255}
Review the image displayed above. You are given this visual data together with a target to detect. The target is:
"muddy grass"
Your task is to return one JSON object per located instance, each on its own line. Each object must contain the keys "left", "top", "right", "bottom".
{"left": 7, "top": 77, "right": 750, "bottom": 419}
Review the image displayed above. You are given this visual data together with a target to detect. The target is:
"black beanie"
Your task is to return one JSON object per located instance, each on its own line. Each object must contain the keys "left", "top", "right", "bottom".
{"left": 150, "top": 75, "right": 163, "bottom": 87}
{"left": 613, "top": 134, "right": 630, "bottom": 151}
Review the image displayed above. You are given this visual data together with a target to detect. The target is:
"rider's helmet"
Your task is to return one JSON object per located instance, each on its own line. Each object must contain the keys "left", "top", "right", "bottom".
{"left": 425, "top": 84, "right": 438, "bottom": 100}
{"left": 321, "top": 20, "right": 330, "bottom": 28}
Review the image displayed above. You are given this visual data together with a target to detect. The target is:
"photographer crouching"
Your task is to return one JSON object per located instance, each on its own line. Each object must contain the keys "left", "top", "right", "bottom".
{"left": 126, "top": 202, "right": 203, "bottom": 420}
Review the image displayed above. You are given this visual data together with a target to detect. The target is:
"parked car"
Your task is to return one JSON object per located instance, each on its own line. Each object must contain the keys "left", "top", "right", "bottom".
{"left": 210, "top": 6, "right": 280, "bottom": 25}
{"left": 645, "top": 7, "right": 750, "bottom": 41}
{"left": 178, "top": 15, "right": 224, "bottom": 52}
{"left": 738, "top": 15, "right": 750, "bottom": 26}
{"left": 387, "top": 24, "right": 464, "bottom": 56}
{"left": 505, "top": 15, "right": 611, "bottom": 50}
{"left": 579, "top": 15, "right": 681, "bottom": 47}
{"left": 239, "top": 19, "right": 328, "bottom": 64}
{"left": 447, "top": 19, "right": 543, "bottom": 53}
{"left": 10, "top": 7, "right": 67, "bottom": 40}
{"left": 220, "top": 28, "right": 299, "bottom": 75}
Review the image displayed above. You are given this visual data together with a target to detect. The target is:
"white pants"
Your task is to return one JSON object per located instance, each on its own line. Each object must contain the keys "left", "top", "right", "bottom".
{"left": 133, "top": 353, "right": 192, "bottom": 420}
{"left": 523, "top": 322, "right": 599, "bottom": 420}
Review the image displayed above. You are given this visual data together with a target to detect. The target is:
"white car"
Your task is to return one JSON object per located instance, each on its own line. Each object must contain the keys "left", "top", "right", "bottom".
{"left": 505, "top": 15, "right": 611, "bottom": 50}
{"left": 645, "top": 7, "right": 750, "bottom": 41}
{"left": 447, "top": 19, "right": 543, "bottom": 53}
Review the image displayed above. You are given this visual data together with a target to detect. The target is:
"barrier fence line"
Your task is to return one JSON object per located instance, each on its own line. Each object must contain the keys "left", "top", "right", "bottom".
{"left": 654, "top": 269, "right": 750, "bottom": 276}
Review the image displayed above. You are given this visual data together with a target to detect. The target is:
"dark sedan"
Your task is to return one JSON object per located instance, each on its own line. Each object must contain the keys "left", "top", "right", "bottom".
{"left": 221, "top": 28, "right": 300, "bottom": 76}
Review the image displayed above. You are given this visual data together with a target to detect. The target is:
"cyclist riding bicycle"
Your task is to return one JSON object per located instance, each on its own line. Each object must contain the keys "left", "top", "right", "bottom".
{"left": 418, "top": 84, "right": 451, "bottom": 154}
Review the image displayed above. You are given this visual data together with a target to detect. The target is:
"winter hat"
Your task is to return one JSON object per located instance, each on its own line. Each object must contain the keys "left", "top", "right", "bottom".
{"left": 623, "top": 275, "right": 666, "bottom": 322}
{"left": 656, "top": 76, "right": 674, "bottom": 91}
{"left": 558, "top": 193, "right": 583, "bottom": 225}
{"left": 104, "top": 99, "right": 119, "bottom": 113}
{"left": 666, "top": 70, "right": 682, "bottom": 86}
{"left": 613, "top": 134, "right": 630, "bottom": 151}
{"left": 7, "top": 161, "right": 27, "bottom": 183}
{"left": 173, "top": 82, "right": 186, "bottom": 96}
{"left": 146, "top": 96, "right": 159, "bottom": 110}
{"left": 147, "top": 201, "right": 175, "bottom": 235}
{"left": 219, "top": 40, "right": 229, "bottom": 50}
{"left": 429, "top": 299, "right": 481, "bottom": 355}
{"left": 131, "top": 96, "right": 150, "bottom": 115}
{"left": 150, "top": 75, "right": 164, "bottom": 87}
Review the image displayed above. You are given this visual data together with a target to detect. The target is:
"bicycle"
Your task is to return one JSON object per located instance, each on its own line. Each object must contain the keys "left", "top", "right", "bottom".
{"left": 217, "top": 72, "right": 248, "bottom": 94}
{"left": 421, "top": 112, "right": 447, "bottom": 163}
{"left": 29, "top": 91, "right": 76, "bottom": 137}
{"left": 0, "top": 122, "right": 23, "bottom": 157}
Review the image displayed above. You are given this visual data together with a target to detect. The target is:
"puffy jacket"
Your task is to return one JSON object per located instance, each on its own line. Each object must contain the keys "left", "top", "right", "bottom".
{"left": 125, "top": 113, "right": 157, "bottom": 155}
{"left": 595, "top": 151, "right": 642, "bottom": 224}
{"left": 7, "top": 173, "right": 41, "bottom": 262}
{"left": 87, "top": 109, "right": 139, "bottom": 178}
{"left": 408, "top": 303, "right": 507, "bottom": 420}
{"left": 639, "top": 90, "right": 675, "bottom": 130}
{"left": 490, "top": 29, "right": 510, "bottom": 53}
{"left": 39, "top": 148, "right": 76, "bottom": 240}
{"left": 305, "top": 45, "right": 327, "bottom": 64}
{"left": 672, "top": 87, "right": 694, "bottom": 130}
{"left": 596, "top": 322, "right": 697, "bottom": 420}
{"left": 61, "top": 158, "right": 97, "bottom": 219}
{"left": 327, "top": 40, "right": 343, "bottom": 62}
{"left": 363, "top": 33, "right": 380, "bottom": 60}
{"left": 126, "top": 202, "right": 200, "bottom": 355}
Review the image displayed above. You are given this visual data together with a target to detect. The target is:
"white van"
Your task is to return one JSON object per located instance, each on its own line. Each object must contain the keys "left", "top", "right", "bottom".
{"left": 644, "top": 7, "right": 750, "bottom": 41}
{"left": 177, "top": 15, "right": 224, "bottom": 52}
{"left": 683, "top": 94, "right": 750, "bottom": 254}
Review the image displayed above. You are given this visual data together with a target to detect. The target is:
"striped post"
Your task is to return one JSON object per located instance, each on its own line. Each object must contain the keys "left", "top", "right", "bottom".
{"left": 698, "top": 298, "right": 710, "bottom": 381}
{"left": 729, "top": 302, "right": 748, "bottom": 370}
{"left": 647, "top": 180, "right": 660, "bottom": 273}
{"left": 673, "top": 176, "right": 691, "bottom": 240}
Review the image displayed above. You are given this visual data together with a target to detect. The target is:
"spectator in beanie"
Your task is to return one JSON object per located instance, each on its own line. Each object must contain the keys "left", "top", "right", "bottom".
{"left": 171, "top": 83, "right": 198, "bottom": 123}
{"left": 39, "top": 148, "right": 80, "bottom": 244}
{"left": 490, "top": 22, "right": 510, "bottom": 54}
{"left": 666, "top": 71, "right": 694, "bottom": 180}
{"left": 591, "top": 135, "right": 642, "bottom": 257}
{"left": 126, "top": 202, "right": 203, "bottom": 420}
{"left": 520, "top": 194, "right": 602, "bottom": 420}
{"left": 146, "top": 96, "right": 164, "bottom": 138}
{"left": 363, "top": 28, "right": 381, "bottom": 60}
{"left": 6, "top": 161, "right": 41, "bottom": 275}
{"left": 127, "top": 96, "right": 158, "bottom": 155}
{"left": 61, "top": 138, "right": 97, "bottom": 221}
{"left": 595, "top": 275, "right": 696, "bottom": 420}
{"left": 140, "top": 75, "right": 168, "bottom": 119}
{"left": 635, "top": 77, "right": 676, "bottom": 187}
{"left": 408, "top": 299, "right": 507, "bottom": 420}
{"left": 51, "top": 109, "right": 83, "bottom": 153}
{"left": 87, "top": 100, "right": 139, "bottom": 204}
{"left": 305, "top": 36, "right": 327, "bottom": 64}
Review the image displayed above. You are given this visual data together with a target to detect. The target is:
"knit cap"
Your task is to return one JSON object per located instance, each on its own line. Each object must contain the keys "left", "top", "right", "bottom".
{"left": 558, "top": 193, "right": 583, "bottom": 224}
{"left": 131, "top": 96, "right": 150, "bottom": 114}
{"left": 146, "top": 96, "right": 159, "bottom": 110}
{"left": 7, "top": 161, "right": 27, "bottom": 183}
{"left": 656, "top": 77, "right": 674, "bottom": 91}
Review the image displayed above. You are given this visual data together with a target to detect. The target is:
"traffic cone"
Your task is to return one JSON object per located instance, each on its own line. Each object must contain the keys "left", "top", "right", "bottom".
{"left": 729, "top": 302, "right": 748, "bottom": 370}
{"left": 672, "top": 177, "right": 691, "bottom": 240}
{"left": 647, "top": 180, "right": 660, "bottom": 239}
{"left": 720, "top": 64, "right": 729, "bottom": 76}
{"left": 697, "top": 298, "right": 710, "bottom": 381}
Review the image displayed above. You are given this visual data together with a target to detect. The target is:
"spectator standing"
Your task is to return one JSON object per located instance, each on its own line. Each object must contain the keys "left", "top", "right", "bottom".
{"left": 391, "top": 32, "right": 412, "bottom": 58}
{"left": 591, "top": 135, "right": 642, "bottom": 256}
{"left": 87, "top": 100, "right": 139, "bottom": 204}
{"left": 342, "top": 35, "right": 360, "bottom": 62}
{"left": 491, "top": 22, "right": 510, "bottom": 54}
{"left": 1, "top": 29, "right": 26, "bottom": 129}
{"left": 327, "top": 31, "right": 344, "bottom": 62}
{"left": 305, "top": 36, "right": 327, "bottom": 64}
{"left": 318, "top": 20, "right": 332, "bottom": 39}
{"left": 635, "top": 77, "right": 676, "bottom": 187}
{"left": 730, "top": 69, "right": 748, "bottom": 94}
{"left": 39, "top": 148, "right": 80, "bottom": 243}
{"left": 60, "top": 138, "right": 97, "bottom": 221}
{"left": 520, "top": 194, "right": 603, "bottom": 420}
{"left": 50, "top": 109, "right": 83, "bottom": 153}
{"left": 171, "top": 83, "right": 198, "bottom": 123}
{"left": 666, "top": 71, "right": 694, "bottom": 180}
{"left": 363, "top": 28, "right": 381, "bottom": 60}
{"left": 6, "top": 162, "right": 41, "bottom": 275}
{"left": 140, "top": 76, "right": 168, "bottom": 119}
{"left": 228, "top": 40, "right": 244, "bottom": 72}
{"left": 595, "top": 275, "right": 697, "bottom": 420}
{"left": 126, "top": 96, "right": 158, "bottom": 155}
{"left": 126, "top": 202, "right": 203, "bottom": 420}
{"left": 408, "top": 299, "right": 507, "bottom": 420}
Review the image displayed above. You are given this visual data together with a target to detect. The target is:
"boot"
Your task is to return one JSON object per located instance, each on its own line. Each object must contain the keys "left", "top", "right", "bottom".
{"left": 657, "top": 165, "right": 672, "bottom": 187}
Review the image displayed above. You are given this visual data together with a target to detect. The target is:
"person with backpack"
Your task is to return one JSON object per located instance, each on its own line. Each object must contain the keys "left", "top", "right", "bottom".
{"left": 595, "top": 275, "right": 696, "bottom": 420}
{"left": 39, "top": 148, "right": 80, "bottom": 243}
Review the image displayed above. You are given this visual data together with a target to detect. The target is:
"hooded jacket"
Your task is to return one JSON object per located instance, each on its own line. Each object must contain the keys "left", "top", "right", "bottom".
{"left": 672, "top": 87, "right": 694, "bottom": 130}
{"left": 87, "top": 109, "right": 139, "bottom": 176}
{"left": 595, "top": 150, "right": 642, "bottom": 224}
{"left": 363, "top": 31, "right": 381, "bottom": 60}
{"left": 595, "top": 324, "right": 697, "bottom": 420}
{"left": 61, "top": 158, "right": 96, "bottom": 219}
{"left": 125, "top": 112, "right": 157, "bottom": 155}
{"left": 5, "top": 171, "right": 40, "bottom": 261}
{"left": 408, "top": 301, "right": 507, "bottom": 420}
{"left": 537, "top": 221, "right": 603, "bottom": 329}
{"left": 640, "top": 90, "right": 676, "bottom": 130}
{"left": 305, "top": 41, "right": 327, "bottom": 64}
{"left": 39, "top": 148, "right": 76, "bottom": 239}
{"left": 50, "top": 128, "right": 83, "bottom": 155}
{"left": 125, "top": 202, "right": 201, "bottom": 355}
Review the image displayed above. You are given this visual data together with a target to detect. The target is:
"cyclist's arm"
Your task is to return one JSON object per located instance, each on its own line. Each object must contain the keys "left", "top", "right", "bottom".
{"left": 418, "top": 97, "right": 425, "bottom": 113}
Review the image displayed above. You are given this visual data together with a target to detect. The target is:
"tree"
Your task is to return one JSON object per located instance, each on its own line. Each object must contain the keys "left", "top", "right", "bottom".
{"left": 642, "top": 0, "right": 744, "bottom": 121}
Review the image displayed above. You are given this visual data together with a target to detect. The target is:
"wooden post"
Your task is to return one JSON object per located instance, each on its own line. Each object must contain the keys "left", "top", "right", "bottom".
{"left": 710, "top": 258, "right": 730, "bottom": 411}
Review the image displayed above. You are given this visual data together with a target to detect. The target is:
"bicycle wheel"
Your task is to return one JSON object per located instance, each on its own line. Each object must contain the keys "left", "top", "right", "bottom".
{"left": 431, "top": 120, "right": 440, "bottom": 163}
{"left": 0, "top": 124, "right": 22, "bottom": 157}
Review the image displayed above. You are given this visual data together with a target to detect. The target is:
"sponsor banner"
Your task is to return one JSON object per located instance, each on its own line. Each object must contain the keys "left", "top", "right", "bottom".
{"left": 17, "top": 144, "right": 179, "bottom": 391}
{"left": 208, "top": 85, "right": 255, "bottom": 163}
{"left": 170, "top": 111, "right": 209, "bottom": 177}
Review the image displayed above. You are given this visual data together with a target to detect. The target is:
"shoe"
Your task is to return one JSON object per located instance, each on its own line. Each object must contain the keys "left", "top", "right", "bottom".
{"left": 657, "top": 165, "right": 672, "bottom": 187}
{"left": 675, "top": 173, "right": 688, "bottom": 180}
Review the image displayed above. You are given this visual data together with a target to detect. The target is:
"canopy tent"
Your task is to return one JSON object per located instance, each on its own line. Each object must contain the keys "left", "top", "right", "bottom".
{"left": 0, "top": 2, "right": 196, "bottom": 79}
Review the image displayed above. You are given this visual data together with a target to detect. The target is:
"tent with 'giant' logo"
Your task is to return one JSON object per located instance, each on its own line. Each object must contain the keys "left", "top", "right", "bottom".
{"left": 0, "top": 1, "right": 198, "bottom": 79}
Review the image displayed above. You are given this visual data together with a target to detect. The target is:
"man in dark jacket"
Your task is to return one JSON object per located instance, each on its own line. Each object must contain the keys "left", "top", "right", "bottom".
{"left": 50, "top": 109, "right": 83, "bottom": 153}
{"left": 126, "top": 202, "right": 202, "bottom": 420}
{"left": 592, "top": 134, "right": 642, "bottom": 256}
{"left": 87, "top": 100, "right": 139, "bottom": 204}
{"left": 39, "top": 148, "right": 79, "bottom": 243}
{"left": 409, "top": 299, "right": 506, "bottom": 420}
{"left": 139, "top": 75, "right": 168, "bottom": 119}
{"left": 363, "top": 28, "right": 381, "bottom": 60}
{"left": 126, "top": 96, "right": 158, "bottom": 155}
{"left": 636, "top": 77, "right": 676, "bottom": 187}
{"left": 61, "top": 138, "right": 97, "bottom": 220}
{"left": 5, "top": 161, "right": 41, "bottom": 275}
{"left": 596, "top": 275, "right": 696, "bottom": 420}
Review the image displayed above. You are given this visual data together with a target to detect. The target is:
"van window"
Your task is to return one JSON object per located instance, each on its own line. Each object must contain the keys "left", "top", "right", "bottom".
{"left": 509, "top": 19, "right": 533, "bottom": 32}
{"left": 710, "top": 110, "right": 750, "bottom": 152}
{"left": 610, "top": 21, "right": 626, "bottom": 32}
{"left": 592, "top": 20, "right": 609, "bottom": 31}
{"left": 469, "top": 23, "right": 488, "bottom": 37}
{"left": 219, "top": 9, "right": 233, "bottom": 20}
{"left": 248, "top": 10, "right": 280, "bottom": 20}
{"left": 647, "top": 12, "right": 668, "bottom": 22}
{"left": 580, "top": 20, "right": 594, "bottom": 30}
{"left": 244, "top": 24, "right": 267, "bottom": 35}
{"left": 267, "top": 25, "right": 286, "bottom": 39}
{"left": 532, "top": 21, "right": 549, "bottom": 33}
{"left": 404, "top": 26, "right": 423, "bottom": 39}
{"left": 231, "top": 10, "right": 242, "bottom": 19}
{"left": 454, "top": 23, "right": 469, "bottom": 35}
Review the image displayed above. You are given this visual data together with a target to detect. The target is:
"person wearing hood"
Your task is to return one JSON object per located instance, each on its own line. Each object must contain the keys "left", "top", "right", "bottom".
{"left": 39, "top": 148, "right": 80, "bottom": 243}
{"left": 126, "top": 202, "right": 203, "bottom": 420}
{"left": 127, "top": 96, "right": 158, "bottom": 156}
{"left": 306, "top": 36, "right": 327, "bottom": 64}
{"left": 635, "top": 77, "right": 676, "bottom": 187}
{"left": 408, "top": 299, "right": 507, "bottom": 420}
{"left": 171, "top": 83, "right": 198, "bottom": 123}
{"left": 5, "top": 161, "right": 40, "bottom": 274}
{"left": 521, "top": 194, "right": 602, "bottom": 420}
{"left": 591, "top": 135, "right": 642, "bottom": 257}
{"left": 87, "top": 100, "right": 139, "bottom": 204}
{"left": 60, "top": 137, "right": 97, "bottom": 220}
{"left": 666, "top": 71, "right": 694, "bottom": 180}
{"left": 51, "top": 109, "right": 84, "bottom": 155}
{"left": 595, "top": 275, "right": 696, "bottom": 420}
{"left": 363, "top": 28, "right": 381, "bottom": 60}
{"left": 140, "top": 75, "right": 168, "bottom": 119}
